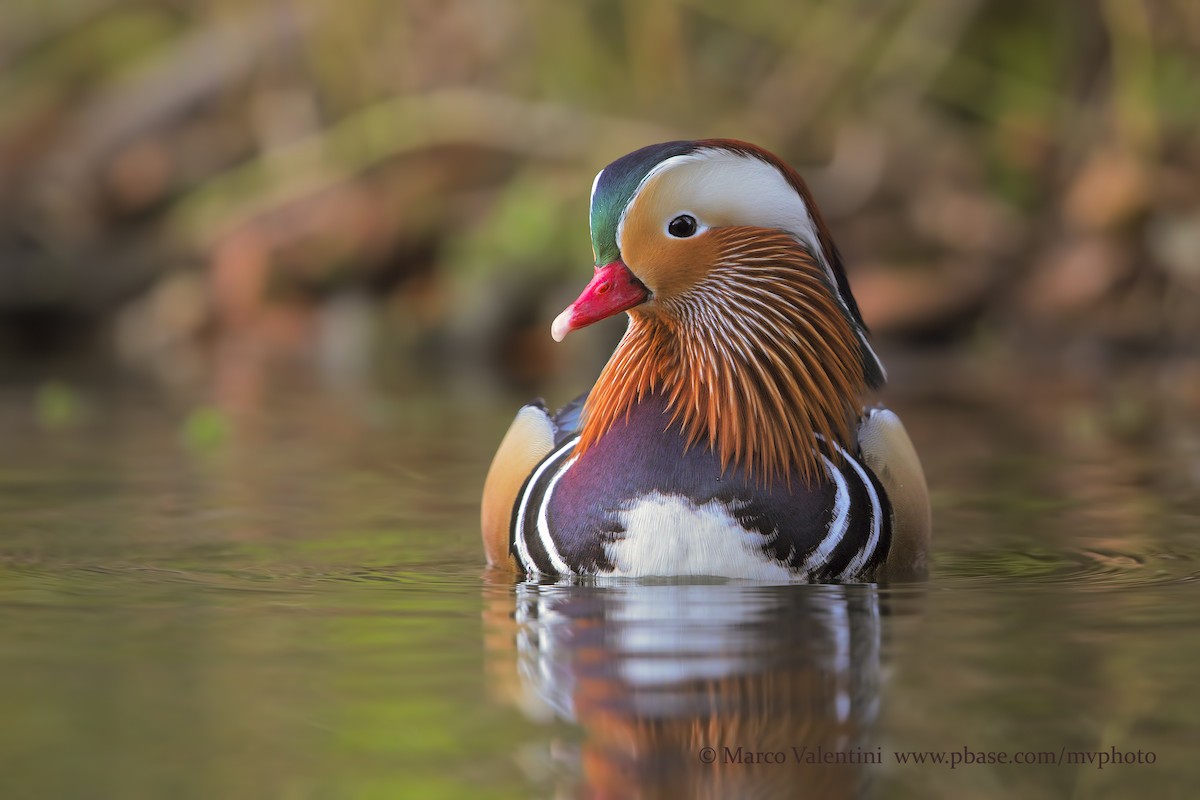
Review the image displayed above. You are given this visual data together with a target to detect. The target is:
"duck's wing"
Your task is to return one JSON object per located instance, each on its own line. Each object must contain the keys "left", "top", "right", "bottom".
{"left": 856, "top": 407, "right": 931, "bottom": 580}
{"left": 550, "top": 392, "right": 588, "bottom": 444}
{"left": 482, "top": 401, "right": 556, "bottom": 570}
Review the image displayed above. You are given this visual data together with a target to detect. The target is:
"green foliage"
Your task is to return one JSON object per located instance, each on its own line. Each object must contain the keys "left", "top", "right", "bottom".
{"left": 181, "top": 406, "right": 229, "bottom": 452}
{"left": 35, "top": 380, "right": 85, "bottom": 430}
{"left": 446, "top": 171, "right": 587, "bottom": 279}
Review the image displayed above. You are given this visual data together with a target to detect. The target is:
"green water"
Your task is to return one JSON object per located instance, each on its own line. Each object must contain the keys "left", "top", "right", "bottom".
{"left": 1, "top": 353, "right": 1198, "bottom": 799}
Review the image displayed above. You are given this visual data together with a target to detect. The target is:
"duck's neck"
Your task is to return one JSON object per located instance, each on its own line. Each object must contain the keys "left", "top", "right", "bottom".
{"left": 577, "top": 231, "right": 869, "bottom": 484}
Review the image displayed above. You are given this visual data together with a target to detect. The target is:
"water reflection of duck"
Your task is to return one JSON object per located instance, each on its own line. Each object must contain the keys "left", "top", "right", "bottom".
{"left": 482, "top": 140, "right": 929, "bottom": 581}
{"left": 485, "top": 579, "right": 904, "bottom": 799}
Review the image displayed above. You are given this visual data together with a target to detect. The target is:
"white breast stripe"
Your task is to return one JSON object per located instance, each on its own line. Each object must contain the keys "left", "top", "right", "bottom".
{"left": 514, "top": 437, "right": 579, "bottom": 573}
{"left": 800, "top": 454, "right": 851, "bottom": 576}
{"left": 538, "top": 452, "right": 579, "bottom": 575}
{"left": 835, "top": 444, "right": 884, "bottom": 580}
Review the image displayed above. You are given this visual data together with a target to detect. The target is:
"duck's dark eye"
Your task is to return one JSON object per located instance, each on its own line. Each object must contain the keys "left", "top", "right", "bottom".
{"left": 667, "top": 214, "right": 697, "bottom": 238}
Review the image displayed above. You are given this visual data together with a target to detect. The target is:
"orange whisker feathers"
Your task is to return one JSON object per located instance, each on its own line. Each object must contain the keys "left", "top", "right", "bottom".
{"left": 577, "top": 228, "right": 868, "bottom": 485}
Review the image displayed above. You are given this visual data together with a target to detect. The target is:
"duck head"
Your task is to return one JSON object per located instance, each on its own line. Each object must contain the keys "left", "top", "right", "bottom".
{"left": 555, "top": 139, "right": 886, "bottom": 484}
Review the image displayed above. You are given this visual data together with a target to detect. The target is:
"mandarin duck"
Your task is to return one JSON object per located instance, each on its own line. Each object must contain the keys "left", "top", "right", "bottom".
{"left": 482, "top": 139, "right": 930, "bottom": 581}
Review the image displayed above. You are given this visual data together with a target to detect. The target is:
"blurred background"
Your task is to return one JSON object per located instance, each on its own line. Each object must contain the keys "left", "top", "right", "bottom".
{"left": 3, "top": 0, "right": 1199, "bottom": 388}
{"left": 4, "top": 3, "right": 1200, "bottom": 798}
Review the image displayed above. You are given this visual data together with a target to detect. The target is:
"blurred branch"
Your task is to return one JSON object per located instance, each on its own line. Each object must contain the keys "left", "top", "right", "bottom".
{"left": 175, "top": 87, "right": 678, "bottom": 242}
{"left": 34, "top": 6, "right": 310, "bottom": 202}
{"left": 1101, "top": 0, "right": 1160, "bottom": 156}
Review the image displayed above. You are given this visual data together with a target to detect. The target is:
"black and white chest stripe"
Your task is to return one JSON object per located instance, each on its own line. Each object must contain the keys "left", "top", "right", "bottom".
{"left": 512, "top": 435, "right": 583, "bottom": 576}
{"left": 510, "top": 436, "right": 891, "bottom": 580}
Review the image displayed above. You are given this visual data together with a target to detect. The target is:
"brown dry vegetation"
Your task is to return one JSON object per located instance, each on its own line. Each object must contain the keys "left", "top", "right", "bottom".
{"left": 1, "top": 0, "right": 1198, "bottom": 377}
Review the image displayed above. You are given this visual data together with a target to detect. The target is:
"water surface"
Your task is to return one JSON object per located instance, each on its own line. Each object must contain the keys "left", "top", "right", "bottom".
{"left": 2, "top": 352, "right": 1198, "bottom": 798}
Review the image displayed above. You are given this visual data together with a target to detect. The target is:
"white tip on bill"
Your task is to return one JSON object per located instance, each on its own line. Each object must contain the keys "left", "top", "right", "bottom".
{"left": 550, "top": 307, "right": 574, "bottom": 342}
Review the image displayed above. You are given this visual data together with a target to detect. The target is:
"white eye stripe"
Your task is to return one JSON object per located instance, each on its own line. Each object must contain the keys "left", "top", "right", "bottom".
{"left": 589, "top": 168, "right": 604, "bottom": 212}
{"left": 589, "top": 168, "right": 605, "bottom": 260}
{"left": 617, "top": 152, "right": 705, "bottom": 252}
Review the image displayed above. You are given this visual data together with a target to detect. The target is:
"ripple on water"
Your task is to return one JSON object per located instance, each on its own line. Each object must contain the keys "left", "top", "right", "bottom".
{"left": 933, "top": 544, "right": 1200, "bottom": 592}
{"left": 0, "top": 556, "right": 489, "bottom": 614}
